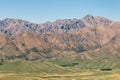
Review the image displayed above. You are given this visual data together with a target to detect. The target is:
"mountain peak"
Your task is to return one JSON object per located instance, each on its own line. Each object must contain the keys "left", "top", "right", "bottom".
{"left": 0, "top": 15, "right": 113, "bottom": 35}
{"left": 82, "top": 14, "right": 94, "bottom": 24}
{"left": 84, "top": 14, "right": 94, "bottom": 18}
{"left": 83, "top": 14, "right": 94, "bottom": 20}
{"left": 3, "top": 18, "right": 21, "bottom": 22}
{"left": 81, "top": 15, "right": 112, "bottom": 27}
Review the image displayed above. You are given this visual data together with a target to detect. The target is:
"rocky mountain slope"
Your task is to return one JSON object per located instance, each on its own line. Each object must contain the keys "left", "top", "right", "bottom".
{"left": 0, "top": 15, "right": 120, "bottom": 61}
{"left": 0, "top": 15, "right": 112, "bottom": 35}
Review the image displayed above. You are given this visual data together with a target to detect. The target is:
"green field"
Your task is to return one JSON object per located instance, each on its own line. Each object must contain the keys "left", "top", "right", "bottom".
{"left": 0, "top": 60, "right": 120, "bottom": 80}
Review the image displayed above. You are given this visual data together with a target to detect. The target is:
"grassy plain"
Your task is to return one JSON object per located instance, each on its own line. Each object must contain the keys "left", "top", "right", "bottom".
{"left": 0, "top": 60, "right": 120, "bottom": 80}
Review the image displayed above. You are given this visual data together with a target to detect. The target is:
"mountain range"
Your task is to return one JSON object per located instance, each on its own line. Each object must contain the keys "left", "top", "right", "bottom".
{"left": 0, "top": 15, "right": 120, "bottom": 63}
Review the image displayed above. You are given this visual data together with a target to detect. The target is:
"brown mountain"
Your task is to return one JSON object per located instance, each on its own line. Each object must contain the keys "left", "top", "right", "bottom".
{"left": 0, "top": 15, "right": 120, "bottom": 61}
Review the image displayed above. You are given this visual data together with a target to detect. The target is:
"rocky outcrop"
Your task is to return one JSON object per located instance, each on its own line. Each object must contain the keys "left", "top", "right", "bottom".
{"left": 0, "top": 15, "right": 112, "bottom": 35}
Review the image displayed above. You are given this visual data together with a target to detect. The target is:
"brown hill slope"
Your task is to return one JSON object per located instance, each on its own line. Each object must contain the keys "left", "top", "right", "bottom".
{"left": 0, "top": 15, "right": 120, "bottom": 61}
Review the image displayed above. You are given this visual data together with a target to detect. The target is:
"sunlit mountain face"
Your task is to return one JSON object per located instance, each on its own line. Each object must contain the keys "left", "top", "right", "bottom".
{"left": 0, "top": 15, "right": 120, "bottom": 62}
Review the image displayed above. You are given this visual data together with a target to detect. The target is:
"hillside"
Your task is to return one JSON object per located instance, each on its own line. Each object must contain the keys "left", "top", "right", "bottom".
{"left": 0, "top": 15, "right": 120, "bottom": 63}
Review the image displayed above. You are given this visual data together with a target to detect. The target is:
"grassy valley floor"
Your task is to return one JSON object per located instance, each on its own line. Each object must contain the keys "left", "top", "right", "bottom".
{"left": 0, "top": 69, "right": 120, "bottom": 80}
{"left": 0, "top": 60, "right": 120, "bottom": 80}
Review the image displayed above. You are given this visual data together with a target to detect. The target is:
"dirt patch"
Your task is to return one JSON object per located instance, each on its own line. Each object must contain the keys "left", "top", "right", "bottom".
{"left": 0, "top": 74, "right": 5, "bottom": 78}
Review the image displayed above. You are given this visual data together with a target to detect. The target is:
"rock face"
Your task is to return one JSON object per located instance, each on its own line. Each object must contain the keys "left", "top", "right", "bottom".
{"left": 0, "top": 15, "right": 112, "bottom": 35}
{"left": 0, "top": 15, "right": 120, "bottom": 61}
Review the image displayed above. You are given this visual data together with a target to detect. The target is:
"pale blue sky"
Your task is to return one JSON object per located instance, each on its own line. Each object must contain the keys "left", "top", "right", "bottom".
{"left": 0, "top": 0, "right": 120, "bottom": 23}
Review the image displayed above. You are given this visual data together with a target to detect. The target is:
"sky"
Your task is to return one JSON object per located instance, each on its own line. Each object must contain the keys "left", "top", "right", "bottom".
{"left": 0, "top": 0, "right": 120, "bottom": 23}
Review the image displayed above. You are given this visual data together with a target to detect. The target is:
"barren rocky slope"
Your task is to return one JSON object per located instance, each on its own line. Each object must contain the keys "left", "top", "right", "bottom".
{"left": 0, "top": 15, "right": 120, "bottom": 61}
